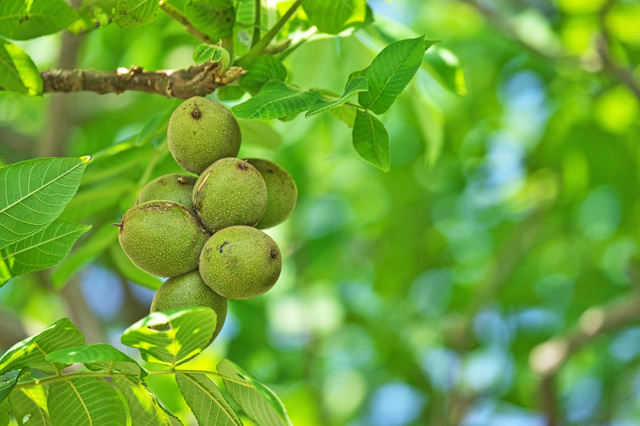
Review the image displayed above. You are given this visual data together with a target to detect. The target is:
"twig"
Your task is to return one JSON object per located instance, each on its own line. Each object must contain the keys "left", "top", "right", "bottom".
{"left": 457, "top": 0, "right": 640, "bottom": 105}
{"left": 529, "top": 292, "right": 640, "bottom": 425}
{"left": 235, "top": 0, "right": 307, "bottom": 68}
{"left": 31, "top": 64, "right": 246, "bottom": 98}
{"left": 252, "top": 0, "right": 261, "bottom": 48}
{"left": 159, "top": 1, "right": 212, "bottom": 43}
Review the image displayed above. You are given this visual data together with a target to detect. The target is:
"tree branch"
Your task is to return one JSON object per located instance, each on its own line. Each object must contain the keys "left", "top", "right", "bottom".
{"left": 159, "top": 1, "right": 212, "bottom": 43}
{"left": 235, "top": 0, "right": 307, "bottom": 68}
{"left": 529, "top": 291, "right": 640, "bottom": 425}
{"left": 35, "top": 63, "right": 246, "bottom": 98}
{"left": 457, "top": 0, "right": 640, "bottom": 105}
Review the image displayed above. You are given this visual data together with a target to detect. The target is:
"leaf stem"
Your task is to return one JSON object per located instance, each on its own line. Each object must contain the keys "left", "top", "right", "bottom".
{"left": 235, "top": 0, "right": 307, "bottom": 68}
{"left": 251, "top": 0, "right": 261, "bottom": 48}
{"left": 14, "top": 368, "right": 253, "bottom": 390}
{"left": 158, "top": 1, "right": 212, "bottom": 43}
{"left": 148, "top": 369, "right": 253, "bottom": 387}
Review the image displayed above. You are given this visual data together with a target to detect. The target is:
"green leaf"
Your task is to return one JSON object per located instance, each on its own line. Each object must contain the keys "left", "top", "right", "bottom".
{"left": 48, "top": 377, "right": 126, "bottom": 426}
{"left": 0, "top": 157, "right": 90, "bottom": 250}
{"left": 50, "top": 221, "right": 118, "bottom": 288}
{"left": 329, "top": 104, "right": 357, "bottom": 127}
{"left": 410, "top": 83, "right": 444, "bottom": 167}
{"left": 302, "top": 0, "right": 367, "bottom": 35}
{"left": 10, "top": 386, "right": 50, "bottom": 426}
{"left": 237, "top": 120, "right": 282, "bottom": 149}
{"left": 306, "top": 77, "right": 368, "bottom": 118}
{"left": 0, "top": 220, "right": 91, "bottom": 286}
{"left": 422, "top": 46, "right": 467, "bottom": 96}
{"left": 0, "top": 318, "right": 84, "bottom": 376}
{"left": 352, "top": 109, "right": 390, "bottom": 171}
{"left": 46, "top": 344, "right": 145, "bottom": 378}
{"left": 231, "top": 81, "right": 322, "bottom": 120}
{"left": 0, "top": 369, "right": 27, "bottom": 404}
{"left": 358, "top": 36, "right": 432, "bottom": 115}
{"left": 137, "top": 103, "right": 179, "bottom": 147}
{"left": 0, "top": 38, "right": 41, "bottom": 95}
{"left": 114, "top": 377, "right": 183, "bottom": 426}
{"left": 59, "top": 179, "right": 136, "bottom": 223}
{"left": 239, "top": 56, "right": 287, "bottom": 96}
{"left": 0, "top": 399, "right": 9, "bottom": 426}
{"left": 192, "top": 44, "right": 230, "bottom": 72}
{"left": 217, "top": 360, "right": 292, "bottom": 426}
{"left": 217, "top": 85, "right": 246, "bottom": 101}
{"left": 121, "top": 307, "right": 218, "bottom": 367}
{"left": 185, "top": 3, "right": 235, "bottom": 42}
{"left": 0, "top": 0, "right": 78, "bottom": 40}
{"left": 109, "top": 244, "right": 163, "bottom": 290}
{"left": 176, "top": 373, "right": 242, "bottom": 426}
{"left": 113, "top": 0, "right": 157, "bottom": 28}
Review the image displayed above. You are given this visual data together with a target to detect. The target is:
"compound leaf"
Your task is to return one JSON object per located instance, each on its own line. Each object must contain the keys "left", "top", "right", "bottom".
{"left": 176, "top": 373, "right": 242, "bottom": 426}
{"left": 0, "top": 0, "right": 78, "bottom": 40}
{"left": 0, "top": 38, "right": 41, "bottom": 95}
{"left": 359, "top": 36, "right": 433, "bottom": 115}
{"left": 0, "top": 220, "right": 91, "bottom": 286}
{"left": 302, "top": 0, "right": 367, "bottom": 35}
{"left": 48, "top": 377, "right": 126, "bottom": 426}
{"left": 231, "top": 81, "right": 322, "bottom": 120}
{"left": 114, "top": 377, "right": 183, "bottom": 426}
{"left": 121, "top": 307, "right": 217, "bottom": 367}
{"left": 0, "top": 318, "right": 84, "bottom": 376}
{"left": 239, "top": 56, "right": 287, "bottom": 96}
{"left": 306, "top": 76, "right": 368, "bottom": 118}
{"left": 10, "top": 386, "right": 50, "bottom": 426}
{"left": 46, "top": 344, "right": 145, "bottom": 378}
{"left": 0, "top": 157, "right": 90, "bottom": 250}
{"left": 113, "top": 0, "right": 157, "bottom": 28}
{"left": 352, "top": 109, "right": 390, "bottom": 171}
{"left": 217, "top": 360, "right": 292, "bottom": 426}
{"left": 185, "top": 2, "right": 234, "bottom": 41}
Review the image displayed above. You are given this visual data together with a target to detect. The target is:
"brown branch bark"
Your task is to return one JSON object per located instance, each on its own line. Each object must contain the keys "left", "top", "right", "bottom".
{"left": 38, "top": 64, "right": 246, "bottom": 99}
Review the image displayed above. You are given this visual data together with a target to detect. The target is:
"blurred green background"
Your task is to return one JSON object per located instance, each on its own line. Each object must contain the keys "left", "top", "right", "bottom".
{"left": 3, "top": 0, "right": 640, "bottom": 424}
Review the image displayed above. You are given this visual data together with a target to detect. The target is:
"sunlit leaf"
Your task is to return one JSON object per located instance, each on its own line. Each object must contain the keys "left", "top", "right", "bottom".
{"left": 0, "top": 318, "right": 84, "bottom": 376}
{"left": 306, "top": 77, "right": 368, "bottom": 118}
{"left": 302, "top": 0, "right": 367, "bottom": 35}
{"left": 0, "top": 220, "right": 91, "bottom": 286}
{"left": 48, "top": 377, "right": 126, "bottom": 426}
{"left": 239, "top": 56, "right": 287, "bottom": 96}
{"left": 9, "top": 386, "right": 50, "bottom": 426}
{"left": 231, "top": 81, "right": 322, "bottom": 120}
{"left": 46, "top": 344, "right": 145, "bottom": 378}
{"left": 422, "top": 46, "right": 467, "bottom": 96}
{"left": 217, "top": 360, "right": 292, "bottom": 426}
{"left": 121, "top": 307, "right": 218, "bottom": 367}
{"left": 237, "top": 120, "right": 282, "bottom": 148}
{"left": 114, "top": 377, "right": 183, "bottom": 426}
{"left": 0, "top": 0, "right": 78, "bottom": 40}
{"left": 176, "top": 373, "right": 242, "bottom": 426}
{"left": 113, "top": 0, "right": 157, "bottom": 28}
{"left": 185, "top": 2, "right": 235, "bottom": 42}
{"left": 359, "top": 36, "right": 435, "bottom": 115}
{"left": 0, "top": 38, "right": 41, "bottom": 95}
{"left": 0, "top": 157, "right": 90, "bottom": 250}
{"left": 352, "top": 109, "right": 390, "bottom": 171}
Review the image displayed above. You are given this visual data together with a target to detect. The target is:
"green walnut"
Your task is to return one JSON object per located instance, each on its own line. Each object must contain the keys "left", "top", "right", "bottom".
{"left": 117, "top": 201, "right": 208, "bottom": 277}
{"left": 193, "top": 158, "right": 267, "bottom": 232}
{"left": 136, "top": 174, "right": 197, "bottom": 211}
{"left": 150, "top": 271, "right": 227, "bottom": 340}
{"left": 199, "top": 226, "right": 282, "bottom": 299}
{"left": 167, "top": 96, "right": 241, "bottom": 175}
{"left": 246, "top": 158, "right": 297, "bottom": 229}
